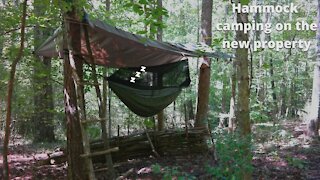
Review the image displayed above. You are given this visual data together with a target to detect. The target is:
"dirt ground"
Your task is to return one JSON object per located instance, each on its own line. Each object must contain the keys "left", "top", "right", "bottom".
{"left": 1, "top": 120, "right": 320, "bottom": 180}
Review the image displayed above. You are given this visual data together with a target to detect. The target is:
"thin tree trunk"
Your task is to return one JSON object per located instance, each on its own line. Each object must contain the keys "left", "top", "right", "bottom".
{"left": 83, "top": 20, "right": 116, "bottom": 178}
{"left": 156, "top": 0, "right": 165, "bottom": 131}
{"left": 195, "top": 0, "right": 212, "bottom": 129}
{"left": 104, "top": 1, "right": 116, "bottom": 176}
{"left": 265, "top": 15, "right": 278, "bottom": 124}
{"left": 235, "top": 1, "right": 252, "bottom": 179}
{"left": 228, "top": 61, "right": 237, "bottom": 132}
{"left": 106, "top": 0, "right": 110, "bottom": 11}
{"left": 307, "top": 0, "right": 320, "bottom": 137}
{"left": 281, "top": 42, "right": 294, "bottom": 117}
{"left": 85, "top": 1, "right": 116, "bottom": 177}
{"left": 2, "top": 1, "right": 27, "bottom": 179}
{"left": 157, "top": 111, "right": 165, "bottom": 131}
{"left": 269, "top": 55, "right": 278, "bottom": 123}
{"left": 172, "top": 101, "right": 176, "bottom": 128}
{"left": 108, "top": 89, "right": 112, "bottom": 138}
{"left": 196, "top": 0, "right": 200, "bottom": 75}
{"left": 33, "top": 0, "right": 55, "bottom": 142}
{"left": 156, "top": 0, "right": 163, "bottom": 41}
{"left": 308, "top": 66, "right": 320, "bottom": 137}
{"left": 0, "top": 1, "right": 4, "bottom": 132}
{"left": 235, "top": 3, "right": 251, "bottom": 136}
{"left": 221, "top": 80, "right": 227, "bottom": 113}
{"left": 224, "top": 3, "right": 236, "bottom": 132}
{"left": 290, "top": 66, "right": 298, "bottom": 117}
{"left": 187, "top": 99, "right": 195, "bottom": 120}
{"left": 106, "top": 0, "right": 112, "bottom": 139}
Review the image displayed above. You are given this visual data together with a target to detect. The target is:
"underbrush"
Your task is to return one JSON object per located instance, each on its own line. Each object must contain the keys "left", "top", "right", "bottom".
{"left": 206, "top": 132, "right": 253, "bottom": 180}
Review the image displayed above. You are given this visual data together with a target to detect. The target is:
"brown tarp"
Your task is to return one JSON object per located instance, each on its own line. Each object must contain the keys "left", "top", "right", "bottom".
{"left": 35, "top": 18, "right": 231, "bottom": 68}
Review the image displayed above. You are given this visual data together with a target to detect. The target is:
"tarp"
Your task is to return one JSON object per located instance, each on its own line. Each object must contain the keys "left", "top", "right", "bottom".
{"left": 35, "top": 18, "right": 231, "bottom": 68}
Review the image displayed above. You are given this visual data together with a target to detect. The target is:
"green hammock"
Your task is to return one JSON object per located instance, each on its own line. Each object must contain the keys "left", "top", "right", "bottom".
{"left": 107, "top": 60, "right": 190, "bottom": 117}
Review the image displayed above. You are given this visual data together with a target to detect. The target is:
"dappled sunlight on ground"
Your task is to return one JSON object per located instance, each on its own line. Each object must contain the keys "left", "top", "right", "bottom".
{"left": 253, "top": 120, "right": 320, "bottom": 179}
{"left": 1, "top": 119, "right": 320, "bottom": 179}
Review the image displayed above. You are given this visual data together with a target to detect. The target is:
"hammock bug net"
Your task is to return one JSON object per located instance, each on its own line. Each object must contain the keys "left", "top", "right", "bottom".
{"left": 107, "top": 60, "right": 190, "bottom": 117}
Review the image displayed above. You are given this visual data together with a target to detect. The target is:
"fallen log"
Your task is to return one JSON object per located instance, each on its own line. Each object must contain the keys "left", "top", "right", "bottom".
{"left": 35, "top": 151, "right": 66, "bottom": 166}
{"left": 36, "top": 128, "right": 209, "bottom": 166}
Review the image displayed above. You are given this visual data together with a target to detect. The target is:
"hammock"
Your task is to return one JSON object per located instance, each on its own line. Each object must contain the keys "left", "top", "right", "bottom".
{"left": 107, "top": 60, "right": 190, "bottom": 117}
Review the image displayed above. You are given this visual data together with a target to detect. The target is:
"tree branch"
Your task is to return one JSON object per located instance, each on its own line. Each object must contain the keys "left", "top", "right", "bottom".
{"left": 0, "top": 25, "right": 35, "bottom": 36}
{"left": 2, "top": 0, "right": 28, "bottom": 179}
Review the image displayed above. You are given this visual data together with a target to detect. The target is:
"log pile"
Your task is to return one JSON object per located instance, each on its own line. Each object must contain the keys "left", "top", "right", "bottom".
{"left": 91, "top": 128, "right": 209, "bottom": 163}
{"left": 38, "top": 128, "right": 209, "bottom": 165}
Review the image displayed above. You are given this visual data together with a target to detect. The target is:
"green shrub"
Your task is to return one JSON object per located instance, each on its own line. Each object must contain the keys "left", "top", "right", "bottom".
{"left": 207, "top": 132, "right": 253, "bottom": 180}
{"left": 151, "top": 163, "right": 196, "bottom": 180}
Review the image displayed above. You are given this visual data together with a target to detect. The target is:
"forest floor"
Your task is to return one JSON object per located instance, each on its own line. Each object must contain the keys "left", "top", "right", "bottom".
{"left": 1, "top": 119, "right": 320, "bottom": 180}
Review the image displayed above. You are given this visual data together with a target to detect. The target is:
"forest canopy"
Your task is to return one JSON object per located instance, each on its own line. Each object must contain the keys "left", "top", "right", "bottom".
{"left": 1, "top": 0, "right": 320, "bottom": 179}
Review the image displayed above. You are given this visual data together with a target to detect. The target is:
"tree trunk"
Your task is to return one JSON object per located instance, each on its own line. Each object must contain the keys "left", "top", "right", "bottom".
{"left": 281, "top": 53, "right": 292, "bottom": 117}
{"left": 187, "top": 99, "right": 195, "bottom": 120}
{"left": 99, "top": 1, "right": 116, "bottom": 177}
{"left": 108, "top": 89, "right": 112, "bottom": 138}
{"left": 172, "top": 101, "right": 176, "bottom": 128}
{"left": 228, "top": 61, "right": 237, "bottom": 132}
{"left": 235, "top": 1, "right": 252, "bottom": 179}
{"left": 33, "top": 0, "right": 55, "bottom": 142}
{"left": 2, "top": 1, "right": 27, "bottom": 179}
{"left": 308, "top": 67, "right": 320, "bottom": 137}
{"left": 157, "top": 110, "right": 165, "bottom": 131}
{"left": 63, "top": 5, "right": 96, "bottom": 179}
{"left": 106, "top": 0, "right": 112, "bottom": 139}
{"left": 156, "top": 0, "right": 165, "bottom": 131}
{"left": 235, "top": 3, "right": 251, "bottom": 136}
{"left": 269, "top": 55, "right": 278, "bottom": 123}
{"left": 265, "top": 15, "right": 278, "bottom": 124}
{"left": 82, "top": 2, "right": 115, "bottom": 176}
{"left": 195, "top": 0, "right": 212, "bottom": 129}
{"left": 106, "top": 0, "right": 110, "bottom": 11}
{"left": 307, "top": 0, "right": 320, "bottom": 138}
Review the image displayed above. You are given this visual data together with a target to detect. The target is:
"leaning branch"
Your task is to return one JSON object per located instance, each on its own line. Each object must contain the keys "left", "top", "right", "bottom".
{"left": 2, "top": 0, "right": 28, "bottom": 179}
{"left": 0, "top": 25, "right": 35, "bottom": 36}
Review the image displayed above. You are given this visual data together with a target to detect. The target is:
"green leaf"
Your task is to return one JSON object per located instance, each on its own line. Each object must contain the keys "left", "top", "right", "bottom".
{"left": 262, "top": 63, "right": 270, "bottom": 69}
{"left": 137, "top": 30, "right": 147, "bottom": 34}
{"left": 240, "top": 0, "right": 250, "bottom": 5}
{"left": 151, "top": 164, "right": 162, "bottom": 174}
{"left": 143, "top": 119, "right": 154, "bottom": 128}
{"left": 132, "top": 4, "right": 143, "bottom": 15}
{"left": 123, "top": 2, "right": 133, "bottom": 8}
{"left": 139, "top": 0, "right": 148, "bottom": 5}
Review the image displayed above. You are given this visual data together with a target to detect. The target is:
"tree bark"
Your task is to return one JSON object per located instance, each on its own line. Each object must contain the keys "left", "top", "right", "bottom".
{"left": 307, "top": 0, "right": 320, "bottom": 138}
{"left": 63, "top": 4, "right": 96, "bottom": 179}
{"left": 265, "top": 14, "right": 278, "bottom": 124}
{"left": 108, "top": 89, "right": 112, "bottom": 138}
{"left": 156, "top": 0, "right": 163, "bottom": 41}
{"left": 2, "top": 0, "right": 27, "bottom": 179}
{"left": 106, "top": 0, "right": 110, "bottom": 11}
{"left": 156, "top": 0, "right": 165, "bottom": 131}
{"left": 33, "top": 0, "right": 55, "bottom": 142}
{"left": 195, "top": 0, "right": 212, "bottom": 129}
{"left": 269, "top": 55, "right": 278, "bottom": 123}
{"left": 235, "top": 3, "right": 251, "bottom": 136}
{"left": 83, "top": 20, "right": 116, "bottom": 179}
{"left": 106, "top": 0, "right": 112, "bottom": 139}
{"left": 228, "top": 61, "right": 237, "bottom": 132}
{"left": 235, "top": 1, "right": 252, "bottom": 179}
{"left": 87, "top": 1, "right": 116, "bottom": 177}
